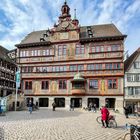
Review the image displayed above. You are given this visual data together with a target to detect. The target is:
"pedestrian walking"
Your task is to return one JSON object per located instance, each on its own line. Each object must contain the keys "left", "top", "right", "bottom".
{"left": 52, "top": 101, "right": 56, "bottom": 111}
{"left": 70, "top": 103, "right": 74, "bottom": 111}
{"left": 101, "top": 106, "right": 109, "bottom": 128}
{"left": 124, "top": 106, "right": 129, "bottom": 118}
{"left": 89, "top": 102, "right": 93, "bottom": 111}
{"left": 93, "top": 104, "right": 97, "bottom": 112}
{"left": 29, "top": 101, "right": 33, "bottom": 114}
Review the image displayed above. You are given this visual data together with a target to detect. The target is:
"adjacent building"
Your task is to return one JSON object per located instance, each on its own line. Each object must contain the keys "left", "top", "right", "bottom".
{"left": 16, "top": 1, "right": 126, "bottom": 112}
{"left": 124, "top": 47, "right": 140, "bottom": 114}
{"left": 8, "top": 49, "right": 17, "bottom": 62}
{"left": 0, "top": 45, "right": 16, "bottom": 97}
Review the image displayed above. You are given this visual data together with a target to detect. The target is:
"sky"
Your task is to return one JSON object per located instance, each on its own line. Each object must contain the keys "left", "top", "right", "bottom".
{"left": 0, "top": 0, "right": 140, "bottom": 55}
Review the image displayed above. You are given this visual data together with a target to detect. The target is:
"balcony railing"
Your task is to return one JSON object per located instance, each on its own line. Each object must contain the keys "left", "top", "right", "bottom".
{"left": 71, "top": 87, "right": 86, "bottom": 95}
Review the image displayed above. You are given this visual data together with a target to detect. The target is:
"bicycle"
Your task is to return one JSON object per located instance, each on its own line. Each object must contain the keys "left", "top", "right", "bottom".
{"left": 117, "top": 123, "right": 140, "bottom": 140}
{"left": 96, "top": 115, "right": 117, "bottom": 128}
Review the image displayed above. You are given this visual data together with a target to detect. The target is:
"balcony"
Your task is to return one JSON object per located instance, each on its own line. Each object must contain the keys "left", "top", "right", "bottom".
{"left": 71, "top": 87, "right": 86, "bottom": 95}
{"left": 71, "top": 72, "right": 87, "bottom": 95}
{"left": 125, "top": 92, "right": 140, "bottom": 100}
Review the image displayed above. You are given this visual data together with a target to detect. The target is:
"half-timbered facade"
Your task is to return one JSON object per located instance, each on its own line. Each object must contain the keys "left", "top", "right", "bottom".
{"left": 124, "top": 47, "right": 140, "bottom": 114}
{"left": 0, "top": 45, "right": 16, "bottom": 97}
{"left": 16, "top": 1, "right": 126, "bottom": 112}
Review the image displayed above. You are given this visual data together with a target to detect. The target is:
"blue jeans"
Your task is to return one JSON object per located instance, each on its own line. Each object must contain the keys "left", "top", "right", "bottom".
{"left": 29, "top": 107, "right": 32, "bottom": 114}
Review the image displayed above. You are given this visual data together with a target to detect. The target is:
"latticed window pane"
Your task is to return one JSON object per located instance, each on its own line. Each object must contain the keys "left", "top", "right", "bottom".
{"left": 108, "top": 79, "right": 117, "bottom": 89}
{"left": 42, "top": 81, "right": 49, "bottom": 89}
{"left": 59, "top": 80, "right": 67, "bottom": 89}
{"left": 89, "top": 80, "right": 98, "bottom": 89}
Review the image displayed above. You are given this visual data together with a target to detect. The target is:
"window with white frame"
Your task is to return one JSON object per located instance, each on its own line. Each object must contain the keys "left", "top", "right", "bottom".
{"left": 77, "top": 65, "right": 84, "bottom": 71}
{"left": 134, "top": 62, "right": 140, "bottom": 69}
{"left": 42, "top": 81, "right": 49, "bottom": 89}
{"left": 112, "top": 45, "right": 119, "bottom": 51}
{"left": 43, "top": 49, "right": 51, "bottom": 56}
{"left": 75, "top": 44, "right": 84, "bottom": 55}
{"left": 136, "top": 74, "right": 140, "bottom": 82}
{"left": 59, "top": 80, "right": 67, "bottom": 89}
{"left": 91, "top": 46, "right": 95, "bottom": 52}
{"left": 95, "top": 64, "right": 102, "bottom": 70}
{"left": 108, "top": 79, "right": 117, "bottom": 89}
{"left": 135, "top": 87, "right": 140, "bottom": 95}
{"left": 100, "top": 46, "right": 104, "bottom": 52}
{"left": 127, "top": 74, "right": 135, "bottom": 82}
{"left": 70, "top": 65, "right": 77, "bottom": 71}
{"left": 87, "top": 64, "right": 94, "bottom": 70}
{"left": 106, "top": 46, "right": 111, "bottom": 52}
{"left": 89, "top": 80, "right": 98, "bottom": 89}
{"left": 58, "top": 45, "right": 67, "bottom": 56}
{"left": 128, "top": 87, "right": 134, "bottom": 95}
{"left": 70, "top": 65, "right": 84, "bottom": 71}
{"left": 95, "top": 46, "right": 100, "bottom": 52}
{"left": 25, "top": 81, "right": 32, "bottom": 90}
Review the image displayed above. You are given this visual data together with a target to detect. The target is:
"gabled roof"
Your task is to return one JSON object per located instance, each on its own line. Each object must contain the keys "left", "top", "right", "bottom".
{"left": 20, "top": 30, "right": 49, "bottom": 44}
{"left": 124, "top": 47, "right": 140, "bottom": 71}
{"left": 80, "top": 23, "right": 123, "bottom": 39}
{"left": 16, "top": 23, "right": 126, "bottom": 47}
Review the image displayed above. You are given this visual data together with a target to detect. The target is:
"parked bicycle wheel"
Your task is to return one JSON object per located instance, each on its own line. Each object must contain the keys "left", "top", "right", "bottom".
{"left": 124, "top": 133, "right": 130, "bottom": 140}
{"left": 108, "top": 120, "right": 117, "bottom": 128}
{"left": 96, "top": 116, "right": 102, "bottom": 124}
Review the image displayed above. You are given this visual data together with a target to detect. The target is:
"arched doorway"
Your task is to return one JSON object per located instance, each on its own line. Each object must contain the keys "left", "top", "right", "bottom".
{"left": 26, "top": 97, "right": 34, "bottom": 107}
{"left": 105, "top": 98, "right": 115, "bottom": 108}
{"left": 88, "top": 98, "right": 99, "bottom": 108}
{"left": 71, "top": 98, "right": 82, "bottom": 108}
{"left": 39, "top": 98, "right": 49, "bottom": 107}
{"left": 54, "top": 98, "right": 65, "bottom": 107}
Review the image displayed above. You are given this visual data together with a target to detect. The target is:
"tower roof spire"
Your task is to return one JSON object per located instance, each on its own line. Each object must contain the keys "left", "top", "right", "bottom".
{"left": 72, "top": 8, "right": 79, "bottom": 26}
{"left": 74, "top": 9, "right": 76, "bottom": 19}
{"left": 59, "top": 0, "right": 71, "bottom": 21}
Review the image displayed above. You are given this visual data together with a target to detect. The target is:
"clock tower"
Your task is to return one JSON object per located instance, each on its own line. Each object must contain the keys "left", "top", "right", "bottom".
{"left": 59, "top": 0, "right": 71, "bottom": 22}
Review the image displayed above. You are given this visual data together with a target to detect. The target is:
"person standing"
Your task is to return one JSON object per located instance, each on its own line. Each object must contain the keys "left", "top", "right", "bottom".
{"left": 124, "top": 106, "right": 129, "bottom": 118}
{"left": 52, "top": 101, "right": 56, "bottom": 111}
{"left": 29, "top": 100, "right": 33, "bottom": 114}
{"left": 101, "top": 106, "right": 109, "bottom": 128}
{"left": 93, "top": 104, "right": 97, "bottom": 112}
{"left": 70, "top": 103, "right": 74, "bottom": 111}
{"left": 89, "top": 102, "right": 93, "bottom": 111}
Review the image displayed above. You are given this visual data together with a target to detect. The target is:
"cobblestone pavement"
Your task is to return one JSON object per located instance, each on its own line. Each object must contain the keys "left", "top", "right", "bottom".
{"left": 0, "top": 109, "right": 139, "bottom": 140}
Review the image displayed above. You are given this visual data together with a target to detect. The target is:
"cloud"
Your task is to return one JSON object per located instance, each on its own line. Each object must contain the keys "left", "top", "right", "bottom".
{"left": 0, "top": 0, "right": 139, "bottom": 54}
{"left": 0, "top": 0, "right": 54, "bottom": 49}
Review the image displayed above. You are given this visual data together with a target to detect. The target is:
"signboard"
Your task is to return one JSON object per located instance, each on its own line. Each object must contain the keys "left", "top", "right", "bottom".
{"left": 0, "top": 97, "right": 7, "bottom": 112}
{"left": 16, "top": 70, "right": 20, "bottom": 88}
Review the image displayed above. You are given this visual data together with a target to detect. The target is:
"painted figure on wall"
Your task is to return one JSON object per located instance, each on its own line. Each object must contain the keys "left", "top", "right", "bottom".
{"left": 33, "top": 81, "right": 40, "bottom": 94}
{"left": 50, "top": 81, "right": 57, "bottom": 93}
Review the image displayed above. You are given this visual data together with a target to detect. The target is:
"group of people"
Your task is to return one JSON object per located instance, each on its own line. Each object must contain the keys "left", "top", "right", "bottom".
{"left": 27, "top": 99, "right": 135, "bottom": 128}
{"left": 89, "top": 102, "right": 97, "bottom": 112}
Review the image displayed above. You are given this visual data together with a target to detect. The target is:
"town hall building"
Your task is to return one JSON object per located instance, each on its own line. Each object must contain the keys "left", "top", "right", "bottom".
{"left": 16, "top": 1, "right": 126, "bottom": 112}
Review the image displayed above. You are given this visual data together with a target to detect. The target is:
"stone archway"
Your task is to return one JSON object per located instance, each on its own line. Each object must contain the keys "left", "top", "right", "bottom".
{"left": 105, "top": 98, "right": 115, "bottom": 109}
{"left": 88, "top": 98, "right": 99, "bottom": 108}
{"left": 39, "top": 98, "right": 49, "bottom": 107}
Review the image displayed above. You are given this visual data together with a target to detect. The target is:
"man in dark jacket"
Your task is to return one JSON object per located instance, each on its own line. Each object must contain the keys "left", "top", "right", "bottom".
{"left": 124, "top": 106, "right": 129, "bottom": 118}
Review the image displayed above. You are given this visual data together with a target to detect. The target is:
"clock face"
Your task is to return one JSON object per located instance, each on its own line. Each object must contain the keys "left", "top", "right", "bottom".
{"left": 61, "top": 21, "right": 69, "bottom": 28}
